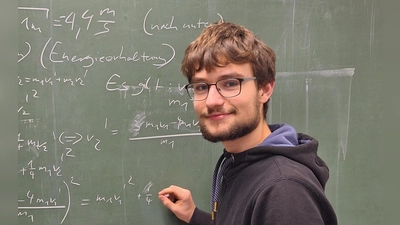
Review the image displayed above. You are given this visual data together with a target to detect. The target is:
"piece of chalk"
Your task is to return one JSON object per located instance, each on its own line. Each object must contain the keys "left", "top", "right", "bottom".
{"left": 164, "top": 194, "right": 170, "bottom": 197}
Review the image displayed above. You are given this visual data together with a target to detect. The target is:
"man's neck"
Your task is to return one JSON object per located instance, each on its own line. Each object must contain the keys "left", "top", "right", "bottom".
{"left": 222, "top": 121, "right": 271, "bottom": 154}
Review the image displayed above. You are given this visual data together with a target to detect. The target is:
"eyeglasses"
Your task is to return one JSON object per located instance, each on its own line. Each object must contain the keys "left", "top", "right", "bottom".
{"left": 184, "top": 77, "right": 256, "bottom": 101}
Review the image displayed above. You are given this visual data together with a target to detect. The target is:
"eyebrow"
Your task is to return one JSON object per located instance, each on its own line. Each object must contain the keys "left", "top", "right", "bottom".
{"left": 191, "top": 72, "right": 246, "bottom": 83}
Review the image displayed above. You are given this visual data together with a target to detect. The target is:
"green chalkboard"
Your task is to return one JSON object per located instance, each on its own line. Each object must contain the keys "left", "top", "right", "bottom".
{"left": 18, "top": 0, "right": 383, "bottom": 224}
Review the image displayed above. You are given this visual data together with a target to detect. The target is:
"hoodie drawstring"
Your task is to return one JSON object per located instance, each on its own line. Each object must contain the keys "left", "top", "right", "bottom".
{"left": 210, "top": 153, "right": 233, "bottom": 220}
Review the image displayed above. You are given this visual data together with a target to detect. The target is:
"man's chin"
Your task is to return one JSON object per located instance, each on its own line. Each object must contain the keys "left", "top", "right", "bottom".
{"left": 201, "top": 133, "right": 223, "bottom": 143}
{"left": 199, "top": 127, "right": 224, "bottom": 143}
{"left": 200, "top": 127, "right": 234, "bottom": 143}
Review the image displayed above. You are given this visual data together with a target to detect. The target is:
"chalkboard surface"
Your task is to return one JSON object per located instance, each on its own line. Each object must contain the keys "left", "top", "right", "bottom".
{"left": 18, "top": 0, "right": 383, "bottom": 224}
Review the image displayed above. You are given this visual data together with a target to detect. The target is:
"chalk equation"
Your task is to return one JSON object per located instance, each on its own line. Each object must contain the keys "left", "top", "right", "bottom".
{"left": 18, "top": 181, "right": 70, "bottom": 224}
{"left": 19, "top": 6, "right": 223, "bottom": 38}
{"left": 19, "top": 7, "right": 116, "bottom": 39}
{"left": 105, "top": 74, "right": 187, "bottom": 98}
{"left": 18, "top": 130, "right": 101, "bottom": 157}
{"left": 18, "top": 6, "right": 224, "bottom": 69}
{"left": 18, "top": 179, "right": 158, "bottom": 224}
{"left": 18, "top": 69, "right": 88, "bottom": 87}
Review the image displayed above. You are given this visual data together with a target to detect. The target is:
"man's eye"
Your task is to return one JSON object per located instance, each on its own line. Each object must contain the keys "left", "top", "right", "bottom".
{"left": 222, "top": 80, "right": 240, "bottom": 88}
{"left": 194, "top": 84, "right": 208, "bottom": 91}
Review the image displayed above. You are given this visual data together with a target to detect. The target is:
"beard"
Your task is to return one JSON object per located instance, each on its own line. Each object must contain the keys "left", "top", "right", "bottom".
{"left": 199, "top": 102, "right": 261, "bottom": 143}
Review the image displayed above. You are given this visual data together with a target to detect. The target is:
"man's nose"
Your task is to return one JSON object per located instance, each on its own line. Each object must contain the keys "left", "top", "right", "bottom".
{"left": 205, "top": 85, "right": 225, "bottom": 106}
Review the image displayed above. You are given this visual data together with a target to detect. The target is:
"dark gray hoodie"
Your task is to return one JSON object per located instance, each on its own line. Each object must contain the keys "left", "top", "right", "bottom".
{"left": 189, "top": 124, "right": 337, "bottom": 225}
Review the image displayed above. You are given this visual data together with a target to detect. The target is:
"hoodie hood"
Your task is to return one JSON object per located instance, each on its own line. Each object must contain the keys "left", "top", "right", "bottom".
{"left": 261, "top": 124, "right": 299, "bottom": 147}
{"left": 223, "top": 132, "right": 330, "bottom": 189}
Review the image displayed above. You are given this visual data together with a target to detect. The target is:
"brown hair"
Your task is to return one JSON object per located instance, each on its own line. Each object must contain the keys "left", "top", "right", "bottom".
{"left": 181, "top": 20, "right": 276, "bottom": 117}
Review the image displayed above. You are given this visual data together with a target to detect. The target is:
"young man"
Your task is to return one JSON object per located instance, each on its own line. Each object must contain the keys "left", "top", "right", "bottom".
{"left": 158, "top": 21, "right": 337, "bottom": 225}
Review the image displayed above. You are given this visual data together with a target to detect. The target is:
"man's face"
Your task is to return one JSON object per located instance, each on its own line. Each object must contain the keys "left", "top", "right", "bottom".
{"left": 191, "top": 63, "right": 263, "bottom": 143}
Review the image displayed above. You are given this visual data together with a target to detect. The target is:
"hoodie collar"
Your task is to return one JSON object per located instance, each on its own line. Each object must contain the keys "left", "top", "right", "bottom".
{"left": 223, "top": 132, "right": 330, "bottom": 189}
{"left": 259, "top": 124, "right": 299, "bottom": 147}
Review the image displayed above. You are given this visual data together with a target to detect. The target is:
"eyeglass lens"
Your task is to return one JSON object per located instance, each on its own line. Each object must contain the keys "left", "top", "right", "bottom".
{"left": 186, "top": 78, "right": 245, "bottom": 100}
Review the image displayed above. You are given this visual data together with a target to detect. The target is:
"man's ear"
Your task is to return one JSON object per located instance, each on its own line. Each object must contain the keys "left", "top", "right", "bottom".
{"left": 259, "top": 81, "right": 274, "bottom": 103}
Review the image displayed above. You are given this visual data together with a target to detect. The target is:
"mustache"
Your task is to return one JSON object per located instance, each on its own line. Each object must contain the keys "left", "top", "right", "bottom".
{"left": 200, "top": 108, "right": 237, "bottom": 118}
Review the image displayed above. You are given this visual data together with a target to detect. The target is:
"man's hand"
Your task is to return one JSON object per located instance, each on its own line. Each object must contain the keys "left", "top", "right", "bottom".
{"left": 158, "top": 185, "right": 196, "bottom": 223}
